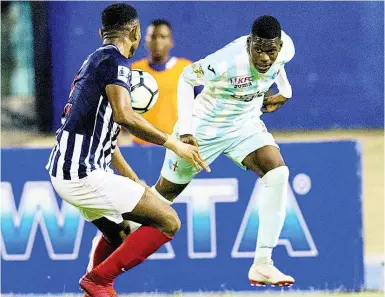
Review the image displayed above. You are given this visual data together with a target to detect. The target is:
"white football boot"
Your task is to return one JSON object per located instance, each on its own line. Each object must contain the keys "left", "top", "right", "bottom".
{"left": 248, "top": 259, "right": 295, "bottom": 287}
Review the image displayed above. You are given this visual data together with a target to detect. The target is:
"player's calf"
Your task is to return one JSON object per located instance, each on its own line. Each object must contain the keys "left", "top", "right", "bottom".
{"left": 81, "top": 187, "right": 181, "bottom": 295}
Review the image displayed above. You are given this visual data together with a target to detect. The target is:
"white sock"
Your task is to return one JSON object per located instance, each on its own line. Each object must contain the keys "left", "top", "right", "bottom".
{"left": 254, "top": 166, "right": 289, "bottom": 263}
{"left": 150, "top": 185, "right": 173, "bottom": 205}
{"left": 129, "top": 186, "right": 173, "bottom": 233}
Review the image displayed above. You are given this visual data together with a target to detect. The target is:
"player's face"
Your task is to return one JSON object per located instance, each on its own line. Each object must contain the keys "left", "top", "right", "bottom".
{"left": 248, "top": 36, "right": 282, "bottom": 73}
{"left": 145, "top": 24, "right": 173, "bottom": 61}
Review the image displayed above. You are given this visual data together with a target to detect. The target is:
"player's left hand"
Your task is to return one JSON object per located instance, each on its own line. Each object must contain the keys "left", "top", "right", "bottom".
{"left": 180, "top": 134, "right": 199, "bottom": 147}
{"left": 262, "top": 94, "right": 289, "bottom": 113}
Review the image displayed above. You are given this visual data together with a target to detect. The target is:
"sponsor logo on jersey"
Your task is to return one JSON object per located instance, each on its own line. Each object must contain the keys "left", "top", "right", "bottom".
{"left": 231, "top": 94, "right": 256, "bottom": 102}
{"left": 231, "top": 90, "right": 267, "bottom": 102}
{"left": 117, "top": 66, "right": 130, "bottom": 84}
{"left": 230, "top": 76, "right": 252, "bottom": 88}
{"left": 207, "top": 65, "right": 216, "bottom": 75}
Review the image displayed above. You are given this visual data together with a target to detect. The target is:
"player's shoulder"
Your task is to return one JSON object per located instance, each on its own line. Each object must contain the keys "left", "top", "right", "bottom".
{"left": 198, "top": 36, "right": 248, "bottom": 74}
{"left": 277, "top": 30, "right": 295, "bottom": 64}
{"left": 212, "top": 35, "right": 248, "bottom": 57}
{"left": 94, "top": 44, "right": 130, "bottom": 67}
{"left": 90, "top": 45, "right": 131, "bottom": 85}
{"left": 210, "top": 36, "right": 249, "bottom": 73}
{"left": 215, "top": 36, "right": 247, "bottom": 60}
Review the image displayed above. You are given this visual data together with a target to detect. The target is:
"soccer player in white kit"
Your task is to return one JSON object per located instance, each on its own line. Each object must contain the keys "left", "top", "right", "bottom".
{"left": 153, "top": 15, "right": 295, "bottom": 286}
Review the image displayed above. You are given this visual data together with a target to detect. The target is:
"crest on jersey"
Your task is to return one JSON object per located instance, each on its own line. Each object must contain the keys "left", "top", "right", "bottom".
{"left": 192, "top": 63, "right": 204, "bottom": 78}
{"left": 230, "top": 76, "right": 252, "bottom": 88}
{"left": 117, "top": 66, "right": 130, "bottom": 84}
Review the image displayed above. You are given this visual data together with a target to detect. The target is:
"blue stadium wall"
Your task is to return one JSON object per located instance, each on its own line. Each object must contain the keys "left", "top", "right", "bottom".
{"left": 1, "top": 142, "right": 363, "bottom": 293}
{"left": 48, "top": 1, "right": 384, "bottom": 130}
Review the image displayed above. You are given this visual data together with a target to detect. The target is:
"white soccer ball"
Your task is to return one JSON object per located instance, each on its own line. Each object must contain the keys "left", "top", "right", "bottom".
{"left": 130, "top": 70, "right": 159, "bottom": 114}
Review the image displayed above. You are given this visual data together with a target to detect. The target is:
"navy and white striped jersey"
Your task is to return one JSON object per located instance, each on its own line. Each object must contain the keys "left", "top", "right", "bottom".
{"left": 46, "top": 44, "right": 131, "bottom": 180}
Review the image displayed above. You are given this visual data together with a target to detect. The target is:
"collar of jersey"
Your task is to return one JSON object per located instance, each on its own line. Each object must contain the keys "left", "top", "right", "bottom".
{"left": 148, "top": 57, "right": 177, "bottom": 72}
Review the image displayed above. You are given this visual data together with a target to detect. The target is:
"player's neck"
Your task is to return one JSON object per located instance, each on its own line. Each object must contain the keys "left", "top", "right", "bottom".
{"left": 103, "top": 39, "right": 130, "bottom": 58}
{"left": 148, "top": 55, "right": 170, "bottom": 65}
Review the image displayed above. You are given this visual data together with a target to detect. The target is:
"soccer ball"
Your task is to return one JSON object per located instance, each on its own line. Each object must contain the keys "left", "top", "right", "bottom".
{"left": 130, "top": 70, "right": 159, "bottom": 114}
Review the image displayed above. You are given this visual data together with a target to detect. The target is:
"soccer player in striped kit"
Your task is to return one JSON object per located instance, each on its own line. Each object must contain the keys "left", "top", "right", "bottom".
{"left": 46, "top": 4, "right": 209, "bottom": 297}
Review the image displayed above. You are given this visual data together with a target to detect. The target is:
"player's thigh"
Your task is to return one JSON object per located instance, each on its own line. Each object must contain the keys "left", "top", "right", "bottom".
{"left": 122, "top": 188, "right": 181, "bottom": 236}
{"left": 242, "top": 145, "right": 285, "bottom": 177}
{"left": 51, "top": 170, "right": 145, "bottom": 224}
{"left": 225, "top": 120, "right": 285, "bottom": 177}
{"left": 159, "top": 137, "right": 224, "bottom": 187}
{"left": 50, "top": 174, "right": 117, "bottom": 223}
{"left": 83, "top": 170, "right": 146, "bottom": 223}
{"left": 81, "top": 171, "right": 180, "bottom": 236}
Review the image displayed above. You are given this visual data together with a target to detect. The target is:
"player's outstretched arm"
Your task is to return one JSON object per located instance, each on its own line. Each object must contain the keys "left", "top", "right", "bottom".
{"left": 177, "top": 75, "right": 195, "bottom": 136}
{"left": 262, "top": 67, "right": 292, "bottom": 113}
{"left": 177, "top": 75, "right": 200, "bottom": 146}
{"left": 106, "top": 84, "right": 210, "bottom": 172}
{"left": 177, "top": 59, "right": 218, "bottom": 136}
{"left": 106, "top": 84, "right": 168, "bottom": 145}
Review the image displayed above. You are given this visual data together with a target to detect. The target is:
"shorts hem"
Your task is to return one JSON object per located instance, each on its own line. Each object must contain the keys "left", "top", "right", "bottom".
{"left": 233, "top": 142, "right": 279, "bottom": 170}
{"left": 160, "top": 169, "right": 193, "bottom": 185}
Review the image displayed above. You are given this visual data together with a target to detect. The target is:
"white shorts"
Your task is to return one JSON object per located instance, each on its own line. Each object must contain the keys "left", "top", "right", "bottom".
{"left": 50, "top": 170, "right": 145, "bottom": 224}
{"left": 161, "top": 118, "right": 278, "bottom": 184}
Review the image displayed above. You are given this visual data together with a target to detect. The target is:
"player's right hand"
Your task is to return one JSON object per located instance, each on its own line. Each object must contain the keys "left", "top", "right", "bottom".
{"left": 262, "top": 94, "right": 288, "bottom": 113}
{"left": 180, "top": 134, "right": 199, "bottom": 147}
{"left": 164, "top": 135, "right": 210, "bottom": 172}
{"left": 176, "top": 142, "right": 211, "bottom": 172}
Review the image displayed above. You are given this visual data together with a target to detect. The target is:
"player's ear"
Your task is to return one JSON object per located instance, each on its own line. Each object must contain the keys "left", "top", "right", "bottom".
{"left": 279, "top": 39, "right": 283, "bottom": 51}
{"left": 246, "top": 36, "right": 251, "bottom": 52}
{"left": 98, "top": 29, "right": 103, "bottom": 40}
{"left": 131, "top": 23, "right": 141, "bottom": 42}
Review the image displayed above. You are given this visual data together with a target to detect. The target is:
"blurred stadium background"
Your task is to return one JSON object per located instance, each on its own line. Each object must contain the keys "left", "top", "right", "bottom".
{"left": 1, "top": 1, "right": 383, "bottom": 296}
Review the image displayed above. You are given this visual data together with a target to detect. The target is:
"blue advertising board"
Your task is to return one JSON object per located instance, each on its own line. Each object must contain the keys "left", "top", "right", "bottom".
{"left": 1, "top": 141, "right": 363, "bottom": 293}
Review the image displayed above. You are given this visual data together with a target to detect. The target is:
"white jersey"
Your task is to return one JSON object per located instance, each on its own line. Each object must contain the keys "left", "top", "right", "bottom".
{"left": 182, "top": 31, "right": 295, "bottom": 136}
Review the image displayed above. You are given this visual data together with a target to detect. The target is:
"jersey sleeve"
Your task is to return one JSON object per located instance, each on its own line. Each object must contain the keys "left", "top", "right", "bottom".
{"left": 275, "top": 66, "right": 292, "bottom": 98}
{"left": 182, "top": 53, "right": 222, "bottom": 86}
{"left": 98, "top": 53, "right": 132, "bottom": 92}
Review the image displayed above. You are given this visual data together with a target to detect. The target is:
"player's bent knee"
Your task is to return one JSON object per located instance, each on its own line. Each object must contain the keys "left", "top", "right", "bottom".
{"left": 161, "top": 208, "right": 181, "bottom": 237}
{"left": 263, "top": 166, "right": 289, "bottom": 185}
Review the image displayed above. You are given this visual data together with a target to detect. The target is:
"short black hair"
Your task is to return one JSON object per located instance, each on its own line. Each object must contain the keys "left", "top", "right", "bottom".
{"left": 252, "top": 15, "right": 281, "bottom": 39}
{"left": 150, "top": 19, "right": 172, "bottom": 31}
{"left": 102, "top": 3, "right": 138, "bottom": 31}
